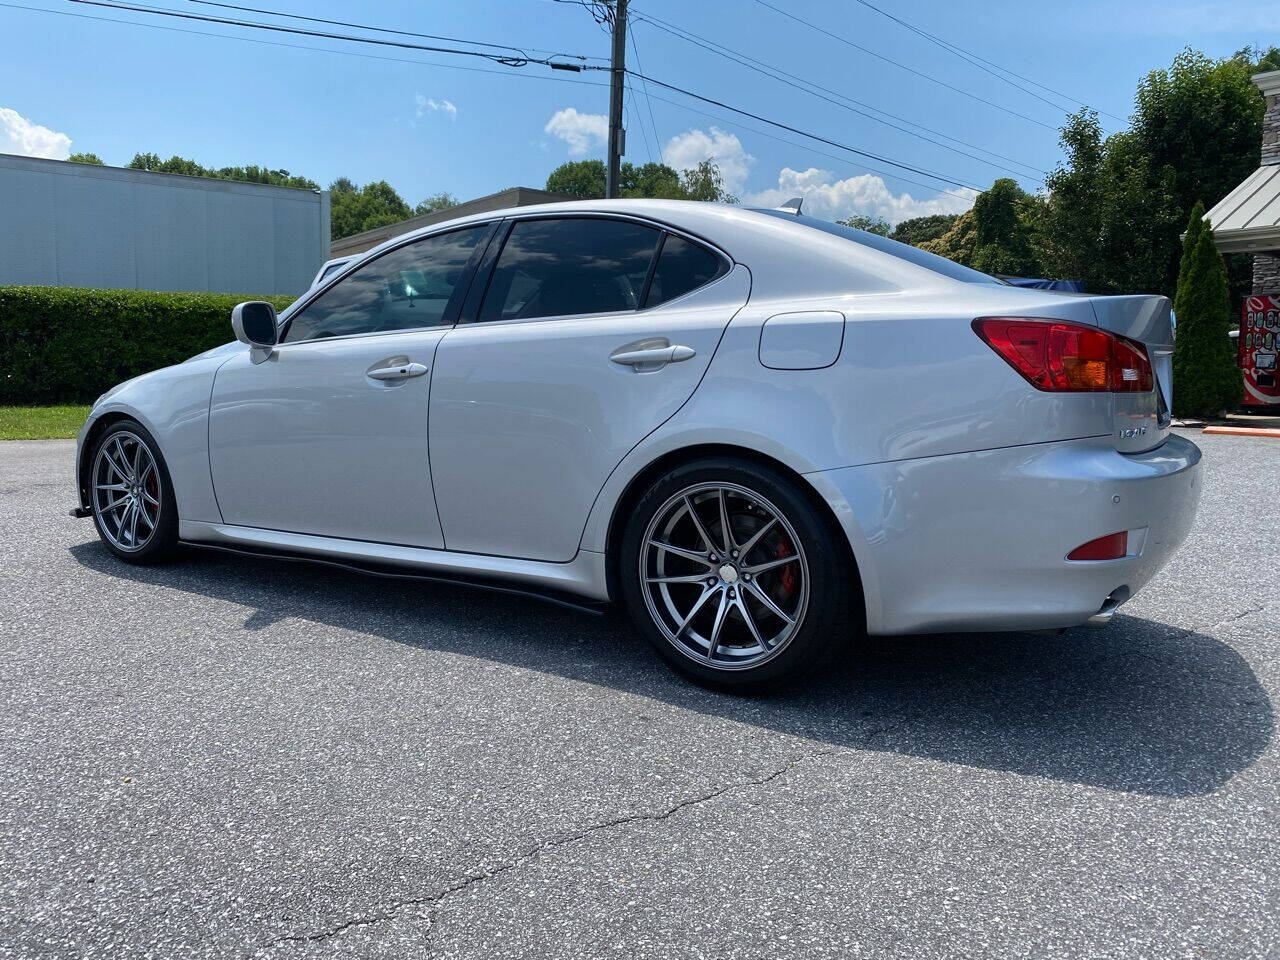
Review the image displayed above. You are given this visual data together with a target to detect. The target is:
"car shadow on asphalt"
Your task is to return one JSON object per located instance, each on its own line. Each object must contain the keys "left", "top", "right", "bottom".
{"left": 69, "top": 542, "right": 1273, "bottom": 799}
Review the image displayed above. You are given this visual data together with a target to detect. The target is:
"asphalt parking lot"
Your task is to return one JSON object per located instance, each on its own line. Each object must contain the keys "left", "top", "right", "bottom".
{"left": 2, "top": 429, "right": 1277, "bottom": 959}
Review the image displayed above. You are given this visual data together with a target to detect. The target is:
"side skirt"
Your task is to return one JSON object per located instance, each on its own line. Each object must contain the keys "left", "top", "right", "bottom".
{"left": 178, "top": 520, "right": 612, "bottom": 615}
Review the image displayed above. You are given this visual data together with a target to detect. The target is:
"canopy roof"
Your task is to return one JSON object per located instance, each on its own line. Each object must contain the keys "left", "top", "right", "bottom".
{"left": 1206, "top": 163, "right": 1280, "bottom": 254}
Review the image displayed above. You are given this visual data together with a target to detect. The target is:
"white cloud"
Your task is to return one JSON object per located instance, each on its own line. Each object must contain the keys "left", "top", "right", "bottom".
{"left": 544, "top": 108, "right": 608, "bottom": 155}
{"left": 415, "top": 95, "right": 458, "bottom": 121}
{"left": 744, "top": 167, "right": 976, "bottom": 226}
{"left": 661, "top": 127, "right": 753, "bottom": 195}
{"left": 0, "top": 106, "right": 72, "bottom": 160}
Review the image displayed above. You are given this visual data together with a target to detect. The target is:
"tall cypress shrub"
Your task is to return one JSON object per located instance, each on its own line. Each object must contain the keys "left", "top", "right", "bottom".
{"left": 1171, "top": 208, "right": 1241, "bottom": 418}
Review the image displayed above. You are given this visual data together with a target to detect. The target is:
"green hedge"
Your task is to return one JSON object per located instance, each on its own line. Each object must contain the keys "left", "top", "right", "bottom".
{"left": 0, "top": 286, "right": 296, "bottom": 404}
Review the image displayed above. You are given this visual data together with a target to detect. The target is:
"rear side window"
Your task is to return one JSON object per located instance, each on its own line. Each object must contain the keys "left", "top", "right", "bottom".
{"left": 644, "top": 235, "right": 727, "bottom": 308}
{"left": 479, "top": 218, "right": 660, "bottom": 322}
{"left": 283, "top": 224, "right": 489, "bottom": 342}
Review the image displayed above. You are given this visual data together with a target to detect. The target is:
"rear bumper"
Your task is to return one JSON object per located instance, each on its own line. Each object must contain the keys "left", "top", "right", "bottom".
{"left": 811, "top": 433, "right": 1202, "bottom": 635}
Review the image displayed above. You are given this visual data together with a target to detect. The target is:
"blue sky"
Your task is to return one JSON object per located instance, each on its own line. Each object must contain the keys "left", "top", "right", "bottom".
{"left": 1, "top": 0, "right": 1276, "bottom": 224}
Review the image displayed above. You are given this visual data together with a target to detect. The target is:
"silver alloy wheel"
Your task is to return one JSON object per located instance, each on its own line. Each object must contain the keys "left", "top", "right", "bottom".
{"left": 639, "top": 482, "right": 810, "bottom": 671}
{"left": 92, "top": 430, "right": 162, "bottom": 552}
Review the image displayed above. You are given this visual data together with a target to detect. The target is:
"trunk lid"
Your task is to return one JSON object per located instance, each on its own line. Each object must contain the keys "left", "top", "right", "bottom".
{"left": 1086, "top": 295, "right": 1174, "bottom": 453}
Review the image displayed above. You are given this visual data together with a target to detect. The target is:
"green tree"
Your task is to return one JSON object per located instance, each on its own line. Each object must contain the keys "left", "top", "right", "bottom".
{"left": 545, "top": 158, "right": 736, "bottom": 202}
{"left": 889, "top": 213, "right": 958, "bottom": 246}
{"left": 677, "top": 159, "right": 737, "bottom": 203}
{"left": 126, "top": 152, "right": 319, "bottom": 190}
{"left": 836, "top": 214, "right": 891, "bottom": 236}
{"left": 415, "top": 192, "right": 458, "bottom": 215}
{"left": 970, "top": 178, "right": 1042, "bottom": 275}
{"left": 546, "top": 159, "right": 606, "bottom": 198}
{"left": 329, "top": 179, "right": 413, "bottom": 240}
{"left": 918, "top": 180, "right": 1041, "bottom": 276}
{"left": 1039, "top": 47, "right": 1277, "bottom": 300}
{"left": 1172, "top": 211, "right": 1240, "bottom": 417}
{"left": 67, "top": 152, "right": 104, "bottom": 165}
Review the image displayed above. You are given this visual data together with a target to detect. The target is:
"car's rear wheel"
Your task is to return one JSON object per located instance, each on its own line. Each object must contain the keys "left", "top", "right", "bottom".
{"left": 89, "top": 421, "right": 179, "bottom": 564}
{"left": 620, "top": 458, "right": 852, "bottom": 690}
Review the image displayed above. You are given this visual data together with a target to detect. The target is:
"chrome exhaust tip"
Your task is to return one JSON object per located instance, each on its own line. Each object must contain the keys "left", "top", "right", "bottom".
{"left": 1086, "top": 586, "right": 1131, "bottom": 627}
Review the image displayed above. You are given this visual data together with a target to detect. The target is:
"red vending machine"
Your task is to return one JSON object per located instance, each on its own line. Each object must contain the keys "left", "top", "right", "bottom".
{"left": 1241, "top": 295, "right": 1280, "bottom": 408}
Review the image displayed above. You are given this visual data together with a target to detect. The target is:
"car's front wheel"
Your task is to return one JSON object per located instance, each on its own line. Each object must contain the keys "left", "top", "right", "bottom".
{"left": 89, "top": 420, "right": 179, "bottom": 564}
{"left": 620, "top": 458, "right": 853, "bottom": 690}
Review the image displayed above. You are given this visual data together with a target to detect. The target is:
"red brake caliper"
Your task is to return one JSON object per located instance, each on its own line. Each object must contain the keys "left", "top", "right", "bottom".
{"left": 776, "top": 533, "right": 797, "bottom": 598}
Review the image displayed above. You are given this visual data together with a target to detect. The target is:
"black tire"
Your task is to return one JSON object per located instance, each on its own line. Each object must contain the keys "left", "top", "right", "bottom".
{"left": 620, "top": 457, "right": 855, "bottom": 692}
{"left": 88, "top": 419, "right": 180, "bottom": 564}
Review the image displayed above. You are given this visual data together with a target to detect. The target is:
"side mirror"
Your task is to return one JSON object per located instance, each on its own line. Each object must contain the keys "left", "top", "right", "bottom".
{"left": 231, "top": 301, "right": 278, "bottom": 363}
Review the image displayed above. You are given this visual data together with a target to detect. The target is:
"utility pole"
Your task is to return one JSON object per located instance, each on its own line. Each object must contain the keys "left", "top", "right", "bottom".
{"left": 605, "top": 0, "right": 628, "bottom": 199}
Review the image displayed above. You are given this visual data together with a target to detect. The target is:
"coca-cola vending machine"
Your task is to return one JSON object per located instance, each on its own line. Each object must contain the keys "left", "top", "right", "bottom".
{"left": 1241, "top": 295, "right": 1280, "bottom": 408}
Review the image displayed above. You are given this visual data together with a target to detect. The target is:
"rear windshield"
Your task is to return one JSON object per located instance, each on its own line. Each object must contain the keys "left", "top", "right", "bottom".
{"left": 754, "top": 209, "right": 1004, "bottom": 285}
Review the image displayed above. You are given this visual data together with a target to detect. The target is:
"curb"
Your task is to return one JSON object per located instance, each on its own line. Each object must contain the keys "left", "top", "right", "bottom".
{"left": 1202, "top": 425, "right": 1280, "bottom": 438}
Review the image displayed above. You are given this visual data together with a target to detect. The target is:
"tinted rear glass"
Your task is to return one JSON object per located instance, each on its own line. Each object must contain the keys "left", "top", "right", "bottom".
{"left": 480, "top": 218, "right": 661, "bottom": 322}
{"left": 644, "top": 235, "right": 727, "bottom": 308}
{"left": 754, "top": 210, "right": 1003, "bottom": 285}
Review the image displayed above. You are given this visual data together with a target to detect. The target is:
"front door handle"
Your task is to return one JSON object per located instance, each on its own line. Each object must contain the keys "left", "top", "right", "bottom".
{"left": 367, "top": 361, "right": 428, "bottom": 381}
{"left": 610, "top": 343, "right": 697, "bottom": 371}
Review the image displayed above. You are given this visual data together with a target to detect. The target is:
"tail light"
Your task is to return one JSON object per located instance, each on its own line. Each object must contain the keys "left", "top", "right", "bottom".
{"left": 972, "top": 318, "right": 1154, "bottom": 392}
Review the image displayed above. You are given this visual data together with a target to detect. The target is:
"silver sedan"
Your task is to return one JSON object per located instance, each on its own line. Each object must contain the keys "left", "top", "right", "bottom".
{"left": 73, "top": 199, "right": 1202, "bottom": 689}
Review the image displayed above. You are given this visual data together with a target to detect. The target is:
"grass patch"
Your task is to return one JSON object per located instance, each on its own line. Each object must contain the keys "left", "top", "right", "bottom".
{"left": 0, "top": 405, "right": 90, "bottom": 440}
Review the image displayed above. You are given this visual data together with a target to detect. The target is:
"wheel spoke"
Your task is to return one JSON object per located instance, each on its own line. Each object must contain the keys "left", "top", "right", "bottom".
{"left": 683, "top": 496, "right": 718, "bottom": 554}
{"left": 103, "top": 444, "right": 130, "bottom": 481}
{"left": 128, "top": 500, "right": 140, "bottom": 544}
{"left": 674, "top": 585, "right": 719, "bottom": 638}
{"left": 707, "top": 589, "right": 730, "bottom": 659}
{"left": 737, "top": 517, "right": 777, "bottom": 561}
{"left": 95, "top": 482, "right": 128, "bottom": 492}
{"left": 131, "top": 441, "right": 144, "bottom": 484}
{"left": 141, "top": 488, "right": 160, "bottom": 509}
{"left": 733, "top": 593, "right": 768, "bottom": 650}
{"left": 717, "top": 488, "right": 735, "bottom": 552}
{"left": 649, "top": 540, "right": 714, "bottom": 567}
{"left": 646, "top": 572, "right": 713, "bottom": 585}
{"left": 746, "top": 580, "right": 796, "bottom": 626}
{"left": 102, "top": 493, "right": 131, "bottom": 512}
{"left": 744, "top": 554, "right": 800, "bottom": 575}
{"left": 113, "top": 437, "right": 133, "bottom": 480}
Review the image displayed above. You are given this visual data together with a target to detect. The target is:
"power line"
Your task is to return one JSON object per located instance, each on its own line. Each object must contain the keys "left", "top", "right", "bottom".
{"left": 634, "top": 82, "right": 977, "bottom": 204}
{"left": 850, "top": 0, "right": 1127, "bottom": 125}
{"left": 180, "top": 0, "right": 606, "bottom": 62}
{"left": 623, "top": 76, "right": 654, "bottom": 163}
{"left": 627, "top": 21, "right": 664, "bottom": 161}
{"left": 627, "top": 68, "right": 984, "bottom": 192}
{"left": 66, "top": 0, "right": 602, "bottom": 70}
{"left": 749, "top": 0, "right": 1060, "bottom": 132}
{"left": 633, "top": 11, "right": 1046, "bottom": 182}
{"left": 6, "top": 0, "right": 984, "bottom": 203}
{"left": 1, "top": 1, "right": 610, "bottom": 86}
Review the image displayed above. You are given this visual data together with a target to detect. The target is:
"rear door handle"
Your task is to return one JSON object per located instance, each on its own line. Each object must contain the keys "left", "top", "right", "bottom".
{"left": 367, "top": 361, "right": 428, "bottom": 381}
{"left": 610, "top": 343, "right": 696, "bottom": 370}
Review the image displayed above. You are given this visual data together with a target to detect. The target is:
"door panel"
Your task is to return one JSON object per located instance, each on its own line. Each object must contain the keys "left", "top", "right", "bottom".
{"left": 209, "top": 331, "right": 445, "bottom": 547}
{"left": 430, "top": 265, "right": 750, "bottom": 561}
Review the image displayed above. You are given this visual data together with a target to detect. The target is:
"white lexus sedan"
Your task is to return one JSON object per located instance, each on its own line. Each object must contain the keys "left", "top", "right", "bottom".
{"left": 74, "top": 199, "right": 1201, "bottom": 689}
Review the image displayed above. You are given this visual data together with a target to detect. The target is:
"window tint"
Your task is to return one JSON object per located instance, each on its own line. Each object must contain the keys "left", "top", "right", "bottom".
{"left": 479, "top": 218, "right": 660, "bottom": 322}
{"left": 644, "top": 235, "right": 727, "bottom": 308}
{"left": 284, "top": 225, "right": 489, "bottom": 343}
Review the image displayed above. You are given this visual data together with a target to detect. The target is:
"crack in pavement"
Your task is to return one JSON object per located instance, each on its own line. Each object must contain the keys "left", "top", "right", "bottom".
{"left": 260, "top": 733, "right": 890, "bottom": 953}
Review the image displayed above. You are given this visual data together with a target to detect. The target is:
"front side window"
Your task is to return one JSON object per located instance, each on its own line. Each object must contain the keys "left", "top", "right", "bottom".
{"left": 284, "top": 224, "right": 489, "bottom": 343}
{"left": 479, "top": 218, "right": 661, "bottom": 322}
{"left": 644, "top": 235, "right": 728, "bottom": 308}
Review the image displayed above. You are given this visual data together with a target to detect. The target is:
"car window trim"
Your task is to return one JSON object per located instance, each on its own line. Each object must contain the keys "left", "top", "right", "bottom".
{"left": 460, "top": 212, "right": 731, "bottom": 327}
{"left": 278, "top": 219, "right": 501, "bottom": 343}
